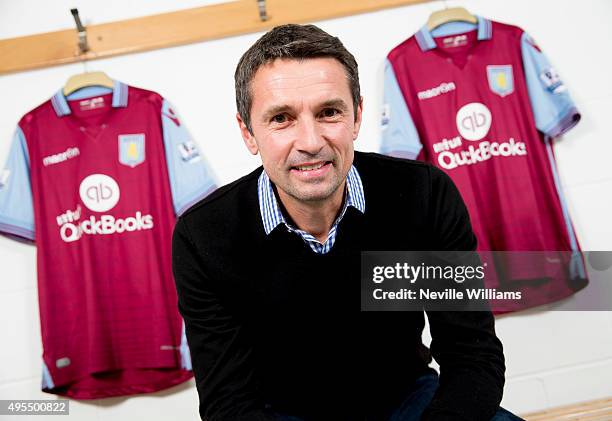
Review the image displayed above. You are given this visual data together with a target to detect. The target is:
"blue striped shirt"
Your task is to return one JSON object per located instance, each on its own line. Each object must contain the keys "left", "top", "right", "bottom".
{"left": 258, "top": 166, "right": 365, "bottom": 254}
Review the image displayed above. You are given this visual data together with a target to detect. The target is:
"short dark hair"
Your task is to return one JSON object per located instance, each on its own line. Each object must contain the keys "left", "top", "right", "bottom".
{"left": 235, "top": 24, "right": 360, "bottom": 134}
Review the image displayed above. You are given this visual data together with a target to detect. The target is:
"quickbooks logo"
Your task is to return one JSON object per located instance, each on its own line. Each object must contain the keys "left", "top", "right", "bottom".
{"left": 59, "top": 212, "right": 154, "bottom": 243}
{"left": 437, "top": 139, "right": 527, "bottom": 170}
{"left": 79, "top": 174, "right": 120, "bottom": 212}
{"left": 431, "top": 103, "right": 528, "bottom": 170}
{"left": 456, "top": 102, "right": 491, "bottom": 141}
{"left": 56, "top": 174, "right": 154, "bottom": 243}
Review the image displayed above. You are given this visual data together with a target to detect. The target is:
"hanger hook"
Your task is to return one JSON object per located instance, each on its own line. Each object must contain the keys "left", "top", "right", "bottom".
{"left": 257, "top": 0, "right": 268, "bottom": 22}
{"left": 71, "top": 8, "right": 90, "bottom": 55}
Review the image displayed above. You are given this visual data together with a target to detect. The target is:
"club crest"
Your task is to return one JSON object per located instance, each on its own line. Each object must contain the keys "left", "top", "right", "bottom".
{"left": 487, "top": 65, "right": 514, "bottom": 97}
{"left": 118, "top": 134, "right": 145, "bottom": 167}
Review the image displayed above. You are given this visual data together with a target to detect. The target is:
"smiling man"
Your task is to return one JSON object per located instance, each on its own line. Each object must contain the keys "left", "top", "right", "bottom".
{"left": 172, "top": 24, "right": 521, "bottom": 421}
{"left": 239, "top": 56, "right": 360, "bottom": 249}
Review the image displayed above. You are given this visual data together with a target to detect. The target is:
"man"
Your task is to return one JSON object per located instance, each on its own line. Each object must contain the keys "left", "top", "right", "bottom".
{"left": 173, "top": 24, "right": 521, "bottom": 421}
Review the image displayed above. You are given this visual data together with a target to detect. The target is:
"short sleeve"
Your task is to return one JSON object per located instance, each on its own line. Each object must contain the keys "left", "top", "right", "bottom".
{"left": 380, "top": 58, "right": 423, "bottom": 159}
{"left": 521, "top": 32, "right": 581, "bottom": 138}
{"left": 161, "top": 99, "right": 217, "bottom": 216}
{"left": 0, "top": 127, "right": 35, "bottom": 241}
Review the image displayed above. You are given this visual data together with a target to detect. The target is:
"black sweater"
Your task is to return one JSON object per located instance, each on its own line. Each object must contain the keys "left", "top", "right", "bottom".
{"left": 172, "top": 152, "right": 505, "bottom": 421}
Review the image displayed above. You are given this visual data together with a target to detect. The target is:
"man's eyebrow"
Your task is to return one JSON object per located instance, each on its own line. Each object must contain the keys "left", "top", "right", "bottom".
{"left": 319, "top": 98, "right": 349, "bottom": 112}
{"left": 262, "top": 105, "right": 293, "bottom": 121}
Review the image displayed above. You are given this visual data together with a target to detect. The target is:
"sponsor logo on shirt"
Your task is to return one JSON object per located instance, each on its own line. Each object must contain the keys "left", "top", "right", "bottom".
{"left": 456, "top": 103, "right": 492, "bottom": 141}
{"left": 433, "top": 136, "right": 462, "bottom": 153}
{"left": 56, "top": 174, "right": 154, "bottom": 243}
{"left": 56, "top": 205, "right": 82, "bottom": 226}
{"left": 487, "top": 65, "right": 514, "bottom": 97}
{"left": 80, "top": 174, "right": 120, "bottom": 212}
{"left": 178, "top": 141, "right": 201, "bottom": 163}
{"left": 118, "top": 134, "right": 145, "bottom": 168}
{"left": 417, "top": 82, "right": 456, "bottom": 100}
{"left": 0, "top": 169, "right": 10, "bottom": 189}
{"left": 431, "top": 103, "right": 528, "bottom": 170}
{"left": 58, "top": 211, "right": 154, "bottom": 243}
{"left": 437, "top": 139, "right": 527, "bottom": 170}
{"left": 42, "top": 147, "right": 80, "bottom": 166}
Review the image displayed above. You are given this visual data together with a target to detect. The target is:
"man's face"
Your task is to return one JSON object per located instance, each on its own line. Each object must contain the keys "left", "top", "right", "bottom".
{"left": 238, "top": 57, "right": 362, "bottom": 204}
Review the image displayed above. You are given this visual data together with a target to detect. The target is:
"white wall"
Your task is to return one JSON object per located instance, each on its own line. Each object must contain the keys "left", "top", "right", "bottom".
{"left": 0, "top": 0, "right": 611, "bottom": 419}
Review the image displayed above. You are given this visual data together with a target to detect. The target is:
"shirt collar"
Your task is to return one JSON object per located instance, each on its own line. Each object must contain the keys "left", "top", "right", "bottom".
{"left": 51, "top": 80, "right": 129, "bottom": 117}
{"left": 415, "top": 15, "right": 492, "bottom": 52}
{"left": 258, "top": 165, "right": 366, "bottom": 236}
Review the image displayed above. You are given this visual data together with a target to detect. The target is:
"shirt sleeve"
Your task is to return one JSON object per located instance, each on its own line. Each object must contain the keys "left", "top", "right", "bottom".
{"left": 380, "top": 58, "right": 423, "bottom": 159}
{"left": 521, "top": 32, "right": 581, "bottom": 138}
{"left": 162, "top": 99, "right": 217, "bottom": 216}
{"left": 0, "top": 127, "right": 35, "bottom": 241}
{"left": 422, "top": 166, "right": 505, "bottom": 421}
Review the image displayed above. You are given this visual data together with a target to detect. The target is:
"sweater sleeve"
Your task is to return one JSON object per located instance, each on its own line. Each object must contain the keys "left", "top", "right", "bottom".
{"left": 421, "top": 166, "right": 506, "bottom": 421}
{"left": 172, "top": 217, "right": 280, "bottom": 421}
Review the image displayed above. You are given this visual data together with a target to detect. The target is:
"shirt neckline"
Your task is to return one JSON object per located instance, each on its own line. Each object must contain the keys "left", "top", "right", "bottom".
{"left": 51, "top": 80, "right": 129, "bottom": 117}
{"left": 257, "top": 165, "right": 366, "bottom": 238}
{"left": 415, "top": 15, "right": 492, "bottom": 52}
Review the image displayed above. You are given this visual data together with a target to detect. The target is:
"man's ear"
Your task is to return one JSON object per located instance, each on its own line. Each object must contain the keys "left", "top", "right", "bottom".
{"left": 352, "top": 97, "right": 364, "bottom": 141}
{"left": 236, "top": 113, "right": 259, "bottom": 155}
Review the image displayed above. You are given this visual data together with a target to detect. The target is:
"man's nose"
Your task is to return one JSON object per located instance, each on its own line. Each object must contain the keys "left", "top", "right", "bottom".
{"left": 294, "top": 117, "right": 325, "bottom": 155}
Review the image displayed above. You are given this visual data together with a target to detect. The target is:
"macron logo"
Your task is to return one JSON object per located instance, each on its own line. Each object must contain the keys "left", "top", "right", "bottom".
{"left": 417, "top": 82, "right": 456, "bottom": 100}
{"left": 43, "top": 147, "right": 80, "bottom": 166}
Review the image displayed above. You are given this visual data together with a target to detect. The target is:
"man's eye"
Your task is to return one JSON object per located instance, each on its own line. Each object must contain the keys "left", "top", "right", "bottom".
{"left": 272, "top": 114, "right": 287, "bottom": 124}
{"left": 321, "top": 108, "right": 340, "bottom": 118}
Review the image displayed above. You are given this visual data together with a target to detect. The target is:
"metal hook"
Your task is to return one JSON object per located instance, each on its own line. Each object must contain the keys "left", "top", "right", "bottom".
{"left": 257, "top": 0, "right": 268, "bottom": 22}
{"left": 71, "top": 8, "right": 90, "bottom": 54}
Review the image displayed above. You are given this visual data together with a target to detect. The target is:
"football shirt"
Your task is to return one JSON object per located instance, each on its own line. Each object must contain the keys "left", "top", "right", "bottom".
{"left": 0, "top": 82, "right": 216, "bottom": 398}
{"left": 381, "top": 17, "right": 586, "bottom": 312}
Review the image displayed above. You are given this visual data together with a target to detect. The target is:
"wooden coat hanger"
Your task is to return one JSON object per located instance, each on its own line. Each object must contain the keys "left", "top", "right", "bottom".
{"left": 63, "top": 71, "right": 114, "bottom": 96}
{"left": 426, "top": 6, "right": 477, "bottom": 31}
{"left": 62, "top": 8, "right": 114, "bottom": 96}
